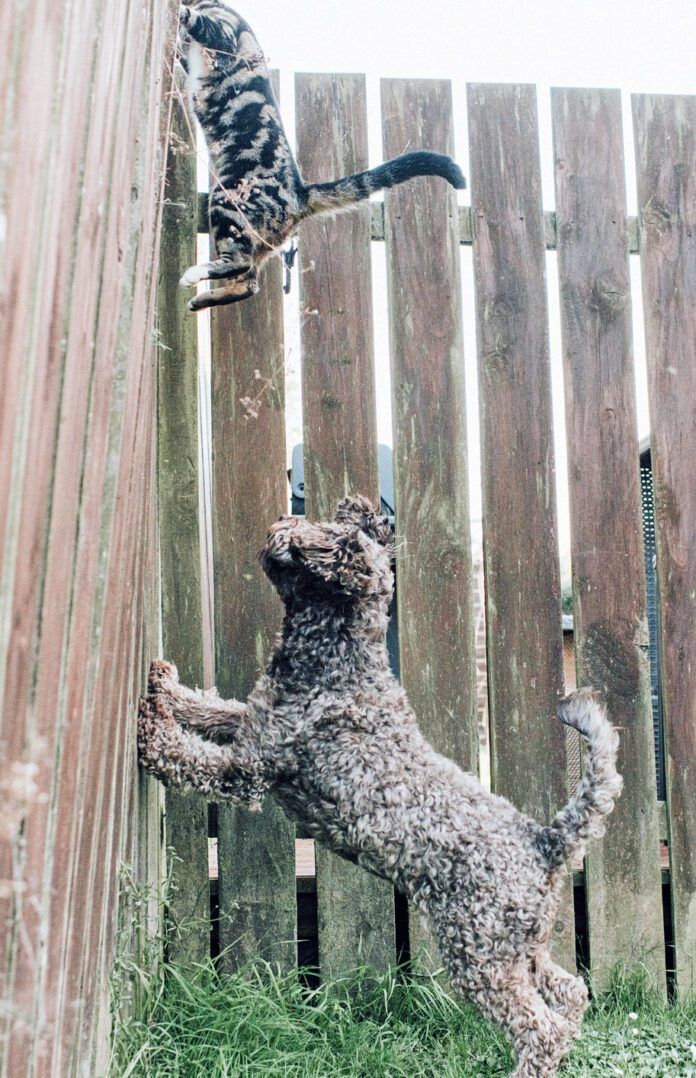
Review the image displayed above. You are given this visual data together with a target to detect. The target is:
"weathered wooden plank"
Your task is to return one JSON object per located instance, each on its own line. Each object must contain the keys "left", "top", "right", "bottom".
{"left": 295, "top": 71, "right": 395, "bottom": 977}
{"left": 381, "top": 77, "right": 477, "bottom": 969}
{"left": 633, "top": 93, "right": 696, "bottom": 997}
{"left": 0, "top": 0, "right": 114, "bottom": 1067}
{"left": 296, "top": 73, "right": 380, "bottom": 510}
{"left": 552, "top": 87, "right": 665, "bottom": 992}
{"left": 211, "top": 71, "right": 296, "bottom": 966}
{"left": 61, "top": 4, "right": 171, "bottom": 1068}
{"left": 67, "top": 7, "right": 174, "bottom": 1061}
{"left": 467, "top": 83, "right": 574, "bottom": 970}
{"left": 157, "top": 91, "right": 210, "bottom": 965}
{"left": 40, "top": 5, "right": 171, "bottom": 1071}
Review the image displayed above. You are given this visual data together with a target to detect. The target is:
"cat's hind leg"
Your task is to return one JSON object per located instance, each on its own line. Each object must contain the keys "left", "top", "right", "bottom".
{"left": 187, "top": 267, "right": 260, "bottom": 311}
{"left": 179, "top": 250, "right": 254, "bottom": 288}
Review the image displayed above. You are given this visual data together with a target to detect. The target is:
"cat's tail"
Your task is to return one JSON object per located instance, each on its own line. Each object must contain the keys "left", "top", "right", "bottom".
{"left": 302, "top": 152, "right": 466, "bottom": 216}
{"left": 534, "top": 689, "right": 623, "bottom": 871}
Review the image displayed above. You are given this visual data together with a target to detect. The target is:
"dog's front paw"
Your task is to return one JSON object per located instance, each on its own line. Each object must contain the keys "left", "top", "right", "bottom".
{"left": 148, "top": 659, "right": 179, "bottom": 694}
{"left": 137, "top": 696, "right": 161, "bottom": 769}
{"left": 137, "top": 695, "right": 174, "bottom": 783}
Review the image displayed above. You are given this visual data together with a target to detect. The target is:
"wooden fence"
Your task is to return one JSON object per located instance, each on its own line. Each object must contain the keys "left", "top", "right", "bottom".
{"left": 159, "top": 75, "right": 696, "bottom": 1001}
{"left": 2, "top": 27, "right": 695, "bottom": 1073}
{"left": 0, "top": 0, "right": 177, "bottom": 1073}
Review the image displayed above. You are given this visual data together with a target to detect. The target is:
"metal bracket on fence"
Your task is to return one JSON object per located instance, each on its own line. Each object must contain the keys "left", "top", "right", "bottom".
{"left": 282, "top": 239, "right": 299, "bottom": 294}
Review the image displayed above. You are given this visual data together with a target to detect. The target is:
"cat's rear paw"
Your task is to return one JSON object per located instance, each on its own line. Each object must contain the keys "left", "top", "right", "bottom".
{"left": 180, "top": 264, "right": 206, "bottom": 288}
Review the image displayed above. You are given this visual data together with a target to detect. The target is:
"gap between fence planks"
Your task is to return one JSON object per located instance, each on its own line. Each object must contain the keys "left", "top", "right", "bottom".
{"left": 633, "top": 93, "right": 696, "bottom": 998}
{"left": 157, "top": 91, "right": 210, "bottom": 966}
{"left": 295, "top": 71, "right": 395, "bottom": 977}
{"left": 552, "top": 87, "right": 665, "bottom": 994}
{"left": 468, "top": 83, "right": 575, "bottom": 972}
{"left": 381, "top": 76, "right": 477, "bottom": 971}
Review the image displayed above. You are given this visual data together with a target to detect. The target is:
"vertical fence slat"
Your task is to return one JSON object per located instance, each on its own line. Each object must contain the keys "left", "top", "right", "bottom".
{"left": 62, "top": 3, "right": 173, "bottom": 1064}
{"left": 295, "top": 72, "right": 395, "bottom": 976}
{"left": 552, "top": 87, "right": 665, "bottom": 992}
{"left": 468, "top": 83, "right": 575, "bottom": 970}
{"left": 157, "top": 91, "right": 210, "bottom": 964}
{"left": 211, "top": 72, "right": 296, "bottom": 966}
{"left": 633, "top": 93, "right": 696, "bottom": 997}
{"left": 381, "top": 77, "right": 477, "bottom": 967}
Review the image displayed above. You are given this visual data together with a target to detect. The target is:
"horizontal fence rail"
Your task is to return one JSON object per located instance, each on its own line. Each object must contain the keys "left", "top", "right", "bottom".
{"left": 198, "top": 197, "right": 642, "bottom": 252}
{"left": 159, "top": 77, "right": 696, "bottom": 1001}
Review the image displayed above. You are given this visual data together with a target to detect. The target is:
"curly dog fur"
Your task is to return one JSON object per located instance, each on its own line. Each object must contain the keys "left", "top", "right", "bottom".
{"left": 138, "top": 495, "right": 622, "bottom": 1077}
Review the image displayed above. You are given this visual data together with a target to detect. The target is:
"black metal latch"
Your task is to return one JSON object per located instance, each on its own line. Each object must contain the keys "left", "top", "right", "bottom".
{"left": 282, "top": 239, "right": 299, "bottom": 295}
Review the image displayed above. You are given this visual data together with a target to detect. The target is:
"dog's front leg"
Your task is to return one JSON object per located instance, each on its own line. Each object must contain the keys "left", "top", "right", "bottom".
{"left": 137, "top": 684, "right": 270, "bottom": 808}
{"left": 147, "top": 660, "right": 247, "bottom": 743}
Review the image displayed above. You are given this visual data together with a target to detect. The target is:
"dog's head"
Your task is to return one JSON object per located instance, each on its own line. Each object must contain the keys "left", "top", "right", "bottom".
{"left": 260, "top": 496, "right": 394, "bottom": 607}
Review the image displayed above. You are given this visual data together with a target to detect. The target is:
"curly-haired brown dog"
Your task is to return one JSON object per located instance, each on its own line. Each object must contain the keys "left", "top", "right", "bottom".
{"left": 138, "top": 495, "right": 622, "bottom": 1077}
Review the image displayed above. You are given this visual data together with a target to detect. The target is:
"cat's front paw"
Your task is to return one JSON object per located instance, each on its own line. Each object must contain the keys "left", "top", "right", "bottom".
{"left": 179, "top": 4, "right": 192, "bottom": 27}
{"left": 180, "top": 264, "right": 205, "bottom": 288}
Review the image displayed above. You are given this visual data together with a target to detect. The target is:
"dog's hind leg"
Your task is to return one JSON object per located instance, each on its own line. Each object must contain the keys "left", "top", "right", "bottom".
{"left": 461, "top": 964, "right": 575, "bottom": 1078}
{"left": 532, "top": 951, "right": 589, "bottom": 1030}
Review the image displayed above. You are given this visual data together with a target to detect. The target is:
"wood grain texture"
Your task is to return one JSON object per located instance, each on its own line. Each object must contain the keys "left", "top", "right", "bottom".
{"left": 552, "top": 87, "right": 665, "bottom": 993}
{"left": 210, "top": 73, "right": 296, "bottom": 967}
{"left": 295, "top": 72, "right": 395, "bottom": 977}
{"left": 633, "top": 94, "right": 696, "bottom": 997}
{"left": 157, "top": 92, "right": 210, "bottom": 965}
{"left": 296, "top": 73, "right": 380, "bottom": 512}
{"left": 467, "top": 83, "right": 574, "bottom": 970}
{"left": 0, "top": 0, "right": 173, "bottom": 1070}
{"left": 381, "top": 77, "right": 477, "bottom": 968}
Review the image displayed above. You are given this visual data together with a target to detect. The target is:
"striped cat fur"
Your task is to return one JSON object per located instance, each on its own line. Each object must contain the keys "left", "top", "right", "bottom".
{"left": 178, "top": 1, "right": 466, "bottom": 310}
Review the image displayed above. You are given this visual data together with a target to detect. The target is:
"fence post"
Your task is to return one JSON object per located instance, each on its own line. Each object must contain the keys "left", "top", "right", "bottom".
{"left": 381, "top": 77, "right": 478, "bottom": 970}
{"left": 552, "top": 87, "right": 665, "bottom": 992}
{"left": 295, "top": 72, "right": 396, "bottom": 977}
{"left": 634, "top": 93, "right": 696, "bottom": 998}
{"left": 157, "top": 92, "right": 210, "bottom": 964}
{"left": 467, "top": 83, "right": 575, "bottom": 971}
{"left": 210, "top": 77, "right": 296, "bottom": 973}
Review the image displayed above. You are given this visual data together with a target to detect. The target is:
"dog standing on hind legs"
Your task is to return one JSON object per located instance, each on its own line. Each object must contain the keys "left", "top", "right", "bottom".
{"left": 138, "top": 495, "right": 622, "bottom": 1077}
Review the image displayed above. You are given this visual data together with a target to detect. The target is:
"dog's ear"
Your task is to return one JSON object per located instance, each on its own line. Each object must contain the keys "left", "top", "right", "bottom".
{"left": 333, "top": 495, "right": 393, "bottom": 551}
{"left": 291, "top": 526, "right": 377, "bottom": 596}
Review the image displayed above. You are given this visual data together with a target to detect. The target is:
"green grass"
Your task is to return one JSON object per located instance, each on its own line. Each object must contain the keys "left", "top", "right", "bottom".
{"left": 110, "top": 961, "right": 696, "bottom": 1077}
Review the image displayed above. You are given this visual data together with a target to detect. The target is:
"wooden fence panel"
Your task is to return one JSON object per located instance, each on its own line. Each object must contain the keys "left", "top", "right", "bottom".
{"left": 552, "top": 88, "right": 665, "bottom": 992}
{"left": 211, "top": 84, "right": 296, "bottom": 967}
{"left": 467, "top": 83, "right": 575, "bottom": 970}
{"left": 295, "top": 72, "right": 395, "bottom": 976}
{"left": 634, "top": 93, "right": 696, "bottom": 997}
{"left": 61, "top": 6, "right": 174, "bottom": 1070}
{"left": 381, "top": 77, "right": 477, "bottom": 967}
{"left": 157, "top": 92, "right": 210, "bottom": 965}
{"left": 0, "top": 0, "right": 173, "bottom": 1071}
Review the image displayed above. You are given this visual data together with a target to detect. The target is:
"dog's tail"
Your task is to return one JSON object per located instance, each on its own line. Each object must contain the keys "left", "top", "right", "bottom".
{"left": 535, "top": 689, "right": 623, "bottom": 870}
{"left": 302, "top": 152, "right": 466, "bottom": 217}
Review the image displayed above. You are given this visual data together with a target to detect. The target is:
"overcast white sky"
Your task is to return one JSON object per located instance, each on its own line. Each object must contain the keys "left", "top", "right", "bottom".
{"left": 205, "top": 1, "right": 696, "bottom": 570}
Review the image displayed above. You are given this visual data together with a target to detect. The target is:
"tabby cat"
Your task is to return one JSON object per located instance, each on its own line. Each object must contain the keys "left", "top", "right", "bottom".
{"left": 178, "top": 1, "right": 466, "bottom": 310}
